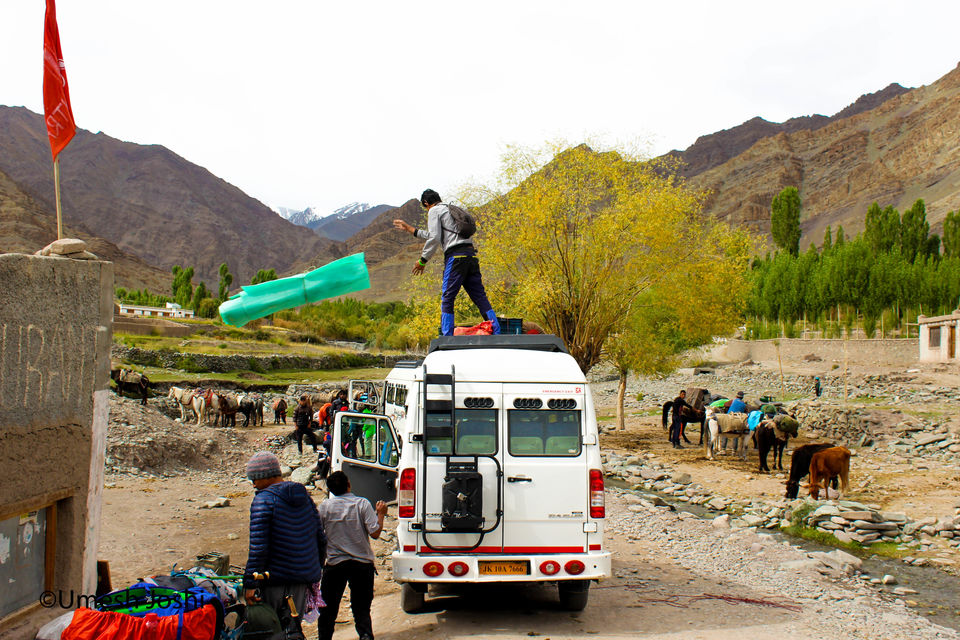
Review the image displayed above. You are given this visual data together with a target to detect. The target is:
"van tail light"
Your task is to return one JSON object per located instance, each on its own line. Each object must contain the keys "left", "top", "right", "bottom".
{"left": 539, "top": 560, "right": 560, "bottom": 575}
{"left": 589, "top": 469, "right": 605, "bottom": 518}
{"left": 399, "top": 468, "right": 416, "bottom": 518}
{"left": 564, "top": 560, "right": 585, "bottom": 575}
{"left": 448, "top": 562, "right": 469, "bottom": 577}
{"left": 423, "top": 561, "right": 444, "bottom": 577}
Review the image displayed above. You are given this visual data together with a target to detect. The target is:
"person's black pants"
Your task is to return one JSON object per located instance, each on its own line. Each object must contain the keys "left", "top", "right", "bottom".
{"left": 294, "top": 427, "right": 319, "bottom": 453}
{"left": 670, "top": 419, "right": 682, "bottom": 444}
{"left": 318, "top": 560, "right": 375, "bottom": 640}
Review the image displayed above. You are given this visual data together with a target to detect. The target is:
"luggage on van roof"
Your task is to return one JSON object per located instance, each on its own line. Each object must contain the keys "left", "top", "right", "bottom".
{"left": 428, "top": 334, "right": 568, "bottom": 354}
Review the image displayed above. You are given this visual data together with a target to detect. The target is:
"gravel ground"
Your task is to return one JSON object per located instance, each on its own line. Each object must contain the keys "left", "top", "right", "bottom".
{"left": 605, "top": 489, "right": 959, "bottom": 639}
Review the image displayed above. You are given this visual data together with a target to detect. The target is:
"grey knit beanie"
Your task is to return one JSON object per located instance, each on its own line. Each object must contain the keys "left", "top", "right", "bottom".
{"left": 246, "top": 451, "right": 281, "bottom": 480}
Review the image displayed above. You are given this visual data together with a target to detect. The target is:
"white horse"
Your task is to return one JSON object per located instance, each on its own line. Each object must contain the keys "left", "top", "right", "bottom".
{"left": 204, "top": 391, "right": 222, "bottom": 426}
{"left": 704, "top": 409, "right": 749, "bottom": 461}
{"left": 167, "top": 386, "right": 205, "bottom": 426}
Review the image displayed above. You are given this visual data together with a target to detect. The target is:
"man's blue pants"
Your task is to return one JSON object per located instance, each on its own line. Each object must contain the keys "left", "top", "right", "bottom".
{"left": 440, "top": 254, "right": 498, "bottom": 335}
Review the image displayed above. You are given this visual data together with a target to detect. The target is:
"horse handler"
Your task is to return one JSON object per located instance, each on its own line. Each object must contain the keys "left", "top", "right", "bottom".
{"left": 670, "top": 389, "right": 692, "bottom": 449}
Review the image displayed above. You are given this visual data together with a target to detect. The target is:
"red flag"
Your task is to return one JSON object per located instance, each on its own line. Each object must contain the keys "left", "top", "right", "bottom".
{"left": 43, "top": 0, "right": 76, "bottom": 159}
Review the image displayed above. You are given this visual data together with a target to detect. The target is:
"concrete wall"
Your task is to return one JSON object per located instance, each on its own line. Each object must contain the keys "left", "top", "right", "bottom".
{"left": 717, "top": 337, "right": 918, "bottom": 367}
{"left": 0, "top": 254, "right": 113, "bottom": 639}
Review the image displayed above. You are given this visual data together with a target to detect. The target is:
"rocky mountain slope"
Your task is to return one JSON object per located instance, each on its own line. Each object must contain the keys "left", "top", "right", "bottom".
{"left": 0, "top": 106, "right": 342, "bottom": 285}
{"left": 668, "top": 83, "right": 910, "bottom": 178}
{"left": 687, "top": 62, "right": 960, "bottom": 244}
{"left": 0, "top": 166, "right": 170, "bottom": 291}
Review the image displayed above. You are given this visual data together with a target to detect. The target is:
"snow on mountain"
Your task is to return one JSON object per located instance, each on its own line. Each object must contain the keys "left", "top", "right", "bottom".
{"left": 271, "top": 202, "right": 393, "bottom": 240}
{"left": 274, "top": 206, "right": 325, "bottom": 227}
{"left": 331, "top": 202, "right": 373, "bottom": 219}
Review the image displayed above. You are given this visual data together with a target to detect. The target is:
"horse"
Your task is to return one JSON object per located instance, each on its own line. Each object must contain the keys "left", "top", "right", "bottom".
{"left": 661, "top": 402, "right": 706, "bottom": 444}
{"left": 273, "top": 398, "right": 288, "bottom": 424}
{"left": 167, "top": 386, "right": 205, "bottom": 426}
{"left": 238, "top": 394, "right": 265, "bottom": 427}
{"left": 111, "top": 368, "right": 150, "bottom": 405}
{"left": 753, "top": 415, "right": 799, "bottom": 473}
{"left": 217, "top": 393, "right": 239, "bottom": 428}
{"left": 704, "top": 408, "right": 749, "bottom": 461}
{"left": 199, "top": 389, "right": 222, "bottom": 426}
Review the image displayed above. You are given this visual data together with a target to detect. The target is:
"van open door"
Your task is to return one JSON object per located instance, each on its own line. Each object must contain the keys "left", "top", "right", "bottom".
{"left": 332, "top": 412, "right": 401, "bottom": 505}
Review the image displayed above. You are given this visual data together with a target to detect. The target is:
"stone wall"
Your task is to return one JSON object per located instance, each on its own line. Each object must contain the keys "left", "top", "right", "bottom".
{"left": 0, "top": 254, "right": 113, "bottom": 638}
{"left": 718, "top": 338, "right": 918, "bottom": 367}
{"left": 112, "top": 345, "right": 413, "bottom": 373}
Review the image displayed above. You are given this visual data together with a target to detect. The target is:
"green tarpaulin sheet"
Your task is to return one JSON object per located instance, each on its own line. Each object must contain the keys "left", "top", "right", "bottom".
{"left": 219, "top": 253, "right": 370, "bottom": 327}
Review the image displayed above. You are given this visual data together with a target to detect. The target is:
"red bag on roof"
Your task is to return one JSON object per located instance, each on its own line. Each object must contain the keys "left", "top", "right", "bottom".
{"left": 453, "top": 320, "right": 494, "bottom": 336}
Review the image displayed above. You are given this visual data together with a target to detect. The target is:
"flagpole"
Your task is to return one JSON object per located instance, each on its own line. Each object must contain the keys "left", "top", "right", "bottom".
{"left": 53, "top": 157, "right": 63, "bottom": 239}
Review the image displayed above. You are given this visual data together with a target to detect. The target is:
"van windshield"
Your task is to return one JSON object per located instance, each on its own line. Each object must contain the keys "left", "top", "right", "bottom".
{"left": 508, "top": 410, "right": 581, "bottom": 456}
{"left": 425, "top": 409, "right": 498, "bottom": 455}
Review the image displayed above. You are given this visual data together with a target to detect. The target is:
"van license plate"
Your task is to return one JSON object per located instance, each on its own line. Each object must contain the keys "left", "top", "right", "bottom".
{"left": 479, "top": 561, "right": 529, "bottom": 575}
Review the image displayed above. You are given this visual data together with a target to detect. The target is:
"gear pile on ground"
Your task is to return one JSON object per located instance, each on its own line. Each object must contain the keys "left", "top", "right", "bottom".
{"left": 106, "top": 395, "right": 248, "bottom": 477}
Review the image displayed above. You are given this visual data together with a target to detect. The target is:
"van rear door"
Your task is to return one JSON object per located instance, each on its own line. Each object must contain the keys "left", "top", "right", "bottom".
{"left": 332, "top": 412, "right": 401, "bottom": 505}
{"left": 502, "top": 387, "right": 588, "bottom": 554}
{"left": 419, "top": 382, "right": 503, "bottom": 552}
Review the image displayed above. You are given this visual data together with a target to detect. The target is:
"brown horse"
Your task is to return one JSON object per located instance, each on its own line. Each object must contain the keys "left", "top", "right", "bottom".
{"left": 111, "top": 368, "right": 149, "bottom": 405}
{"left": 273, "top": 397, "right": 288, "bottom": 424}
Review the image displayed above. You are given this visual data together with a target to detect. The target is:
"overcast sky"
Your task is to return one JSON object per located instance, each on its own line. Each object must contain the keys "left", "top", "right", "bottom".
{"left": 3, "top": 1, "right": 959, "bottom": 214}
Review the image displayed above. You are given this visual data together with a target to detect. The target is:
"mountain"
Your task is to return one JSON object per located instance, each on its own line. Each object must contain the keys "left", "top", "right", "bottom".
{"left": 0, "top": 106, "right": 342, "bottom": 286}
{"left": 0, "top": 166, "right": 170, "bottom": 292}
{"left": 275, "top": 206, "right": 325, "bottom": 227}
{"left": 666, "top": 83, "right": 911, "bottom": 179}
{"left": 308, "top": 203, "right": 394, "bottom": 242}
{"left": 686, "top": 62, "right": 960, "bottom": 244}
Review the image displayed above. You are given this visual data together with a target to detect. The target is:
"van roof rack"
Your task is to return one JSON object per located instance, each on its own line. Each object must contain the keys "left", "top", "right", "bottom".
{"left": 394, "top": 360, "right": 422, "bottom": 368}
{"left": 428, "top": 334, "right": 568, "bottom": 354}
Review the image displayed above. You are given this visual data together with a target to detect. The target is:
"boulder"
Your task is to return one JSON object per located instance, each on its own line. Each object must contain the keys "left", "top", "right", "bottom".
{"left": 45, "top": 238, "right": 87, "bottom": 255}
{"left": 838, "top": 510, "right": 880, "bottom": 522}
{"left": 711, "top": 514, "right": 731, "bottom": 529}
{"left": 290, "top": 466, "right": 315, "bottom": 485}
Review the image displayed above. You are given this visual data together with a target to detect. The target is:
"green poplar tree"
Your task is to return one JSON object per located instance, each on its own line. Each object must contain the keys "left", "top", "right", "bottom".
{"left": 771, "top": 187, "right": 802, "bottom": 255}
{"left": 218, "top": 263, "right": 234, "bottom": 301}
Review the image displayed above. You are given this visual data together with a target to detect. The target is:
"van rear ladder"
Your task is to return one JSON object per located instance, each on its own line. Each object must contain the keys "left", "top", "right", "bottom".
{"left": 418, "top": 364, "right": 502, "bottom": 551}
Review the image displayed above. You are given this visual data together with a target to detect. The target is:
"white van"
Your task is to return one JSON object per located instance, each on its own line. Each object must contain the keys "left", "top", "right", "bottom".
{"left": 330, "top": 335, "right": 610, "bottom": 612}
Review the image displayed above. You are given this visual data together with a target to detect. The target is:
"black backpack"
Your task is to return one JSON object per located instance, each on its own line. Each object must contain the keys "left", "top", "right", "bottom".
{"left": 444, "top": 204, "right": 477, "bottom": 239}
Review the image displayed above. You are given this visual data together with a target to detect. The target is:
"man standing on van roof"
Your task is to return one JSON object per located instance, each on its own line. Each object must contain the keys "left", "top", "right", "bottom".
{"left": 393, "top": 189, "right": 500, "bottom": 336}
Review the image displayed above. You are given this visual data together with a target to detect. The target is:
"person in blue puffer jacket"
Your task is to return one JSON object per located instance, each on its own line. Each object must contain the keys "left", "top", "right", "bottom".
{"left": 243, "top": 451, "right": 326, "bottom": 636}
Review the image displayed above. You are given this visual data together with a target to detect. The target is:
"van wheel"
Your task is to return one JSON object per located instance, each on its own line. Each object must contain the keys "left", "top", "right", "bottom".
{"left": 401, "top": 583, "right": 426, "bottom": 613}
{"left": 558, "top": 580, "right": 590, "bottom": 611}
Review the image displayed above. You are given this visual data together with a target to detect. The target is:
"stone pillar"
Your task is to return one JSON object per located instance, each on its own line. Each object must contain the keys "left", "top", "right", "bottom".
{"left": 0, "top": 254, "right": 113, "bottom": 639}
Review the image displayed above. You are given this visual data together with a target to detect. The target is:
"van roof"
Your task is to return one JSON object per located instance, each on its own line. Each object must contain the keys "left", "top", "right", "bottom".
{"left": 428, "top": 335, "right": 568, "bottom": 354}
{"left": 422, "top": 336, "right": 585, "bottom": 384}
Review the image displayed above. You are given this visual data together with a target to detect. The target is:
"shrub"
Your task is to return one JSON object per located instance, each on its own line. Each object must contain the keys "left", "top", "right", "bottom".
{"left": 175, "top": 355, "right": 206, "bottom": 373}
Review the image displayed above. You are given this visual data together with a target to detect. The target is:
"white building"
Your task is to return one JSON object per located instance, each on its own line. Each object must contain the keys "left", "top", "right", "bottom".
{"left": 918, "top": 311, "right": 960, "bottom": 362}
{"left": 117, "top": 302, "right": 195, "bottom": 319}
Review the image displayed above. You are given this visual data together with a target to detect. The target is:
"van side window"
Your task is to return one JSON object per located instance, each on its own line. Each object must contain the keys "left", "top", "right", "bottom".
{"left": 340, "top": 415, "right": 378, "bottom": 462}
{"left": 386, "top": 384, "right": 396, "bottom": 404}
{"left": 395, "top": 386, "right": 408, "bottom": 408}
{"left": 378, "top": 419, "right": 399, "bottom": 467}
{"left": 425, "top": 409, "right": 498, "bottom": 455}
{"left": 508, "top": 410, "right": 581, "bottom": 456}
